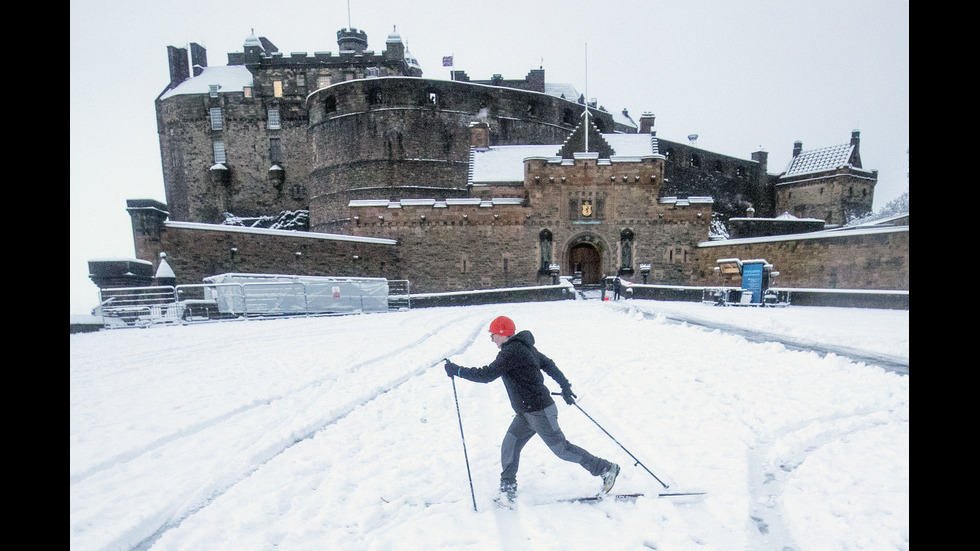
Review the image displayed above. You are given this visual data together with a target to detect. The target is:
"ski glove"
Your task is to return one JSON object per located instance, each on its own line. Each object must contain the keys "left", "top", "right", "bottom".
{"left": 444, "top": 360, "right": 461, "bottom": 378}
{"left": 561, "top": 387, "right": 577, "bottom": 405}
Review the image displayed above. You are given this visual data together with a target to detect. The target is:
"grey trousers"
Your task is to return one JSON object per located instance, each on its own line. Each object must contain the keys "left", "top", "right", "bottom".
{"left": 500, "top": 404, "right": 611, "bottom": 485}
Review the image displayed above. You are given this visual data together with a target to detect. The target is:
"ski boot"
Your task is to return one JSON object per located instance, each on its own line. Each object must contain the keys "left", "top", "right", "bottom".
{"left": 494, "top": 481, "right": 518, "bottom": 509}
{"left": 500, "top": 481, "right": 518, "bottom": 502}
{"left": 600, "top": 463, "right": 620, "bottom": 494}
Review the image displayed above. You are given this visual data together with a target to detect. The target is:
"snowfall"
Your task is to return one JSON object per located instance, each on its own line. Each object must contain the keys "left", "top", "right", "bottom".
{"left": 70, "top": 297, "right": 909, "bottom": 551}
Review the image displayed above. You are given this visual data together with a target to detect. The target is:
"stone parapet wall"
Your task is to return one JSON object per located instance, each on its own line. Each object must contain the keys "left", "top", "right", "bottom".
{"left": 695, "top": 227, "right": 909, "bottom": 290}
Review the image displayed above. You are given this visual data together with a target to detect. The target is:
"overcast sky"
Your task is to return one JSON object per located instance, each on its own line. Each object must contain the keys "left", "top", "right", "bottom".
{"left": 70, "top": 0, "right": 909, "bottom": 314}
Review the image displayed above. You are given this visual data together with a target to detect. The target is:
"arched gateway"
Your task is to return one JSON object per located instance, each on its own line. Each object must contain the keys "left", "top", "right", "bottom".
{"left": 566, "top": 234, "right": 605, "bottom": 285}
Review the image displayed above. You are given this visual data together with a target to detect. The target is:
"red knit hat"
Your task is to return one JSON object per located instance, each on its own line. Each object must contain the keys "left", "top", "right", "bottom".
{"left": 489, "top": 316, "right": 516, "bottom": 337}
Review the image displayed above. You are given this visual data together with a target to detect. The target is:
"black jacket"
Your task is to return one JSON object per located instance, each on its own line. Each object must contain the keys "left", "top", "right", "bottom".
{"left": 456, "top": 330, "right": 571, "bottom": 413}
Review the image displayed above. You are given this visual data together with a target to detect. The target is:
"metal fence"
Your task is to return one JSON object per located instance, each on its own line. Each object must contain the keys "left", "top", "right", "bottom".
{"left": 97, "top": 279, "right": 411, "bottom": 328}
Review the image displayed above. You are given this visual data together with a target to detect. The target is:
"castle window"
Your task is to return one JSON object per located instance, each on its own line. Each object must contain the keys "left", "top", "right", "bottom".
{"left": 324, "top": 95, "right": 337, "bottom": 114}
{"left": 210, "top": 107, "right": 223, "bottom": 131}
{"left": 317, "top": 75, "right": 331, "bottom": 90}
{"left": 268, "top": 108, "right": 281, "bottom": 130}
{"left": 665, "top": 149, "right": 674, "bottom": 162}
{"left": 269, "top": 138, "right": 282, "bottom": 164}
{"left": 273, "top": 80, "right": 283, "bottom": 98}
{"left": 368, "top": 89, "right": 383, "bottom": 105}
{"left": 209, "top": 85, "right": 219, "bottom": 98}
{"left": 690, "top": 154, "right": 701, "bottom": 168}
{"left": 296, "top": 73, "right": 306, "bottom": 87}
{"left": 213, "top": 141, "right": 226, "bottom": 163}
{"left": 243, "top": 86, "right": 252, "bottom": 98}
{"left": 428, "top": 92, "right": 437, "bottom": 104}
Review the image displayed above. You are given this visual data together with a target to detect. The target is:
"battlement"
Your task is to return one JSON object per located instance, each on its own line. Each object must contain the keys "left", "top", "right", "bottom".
{"left": 524, "top": 154, "right": 665, "bottom": 188}
{"left": 349, "top": 198, "right": 528, "bottom": 227}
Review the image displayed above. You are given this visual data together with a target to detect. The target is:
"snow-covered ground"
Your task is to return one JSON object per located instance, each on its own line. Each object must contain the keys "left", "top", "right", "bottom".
{"left": 70, "top": 299, "right": 909, "bottom": 551}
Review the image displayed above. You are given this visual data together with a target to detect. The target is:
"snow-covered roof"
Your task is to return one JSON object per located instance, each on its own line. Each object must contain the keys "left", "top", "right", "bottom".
{"left": 159, "top": 66, "right": 254, "bottom": 100}
{"left": 403, "top": 46, "right": 421, "bottom": 72}
{"left": 661, "top": 196, "right": 714, "bottom": 206}
{"left": 611, "top": 110, "right": 637, "bottom": 130}
{"left": 349, "top": 198, "right": 525, "bottom": 209}
{"left": 469, "top": 145, "right": 560, "bottom": 184}
{"left": 544, "top": 82, "right": 579, "bottom": 101}
{"left": 700, "top": 224, "right": 907, "bottom": 247}
{"left": 468, "top": 133, "right": 660, "bottom": 184}
{"left": 783, "top": 143, "right": 855, "bottom": 176}
{"left": 603, "top": 133, "right": 658, "bottom": 158}
{"left": 164, "top": 221, "right": 397, "bottom": 245}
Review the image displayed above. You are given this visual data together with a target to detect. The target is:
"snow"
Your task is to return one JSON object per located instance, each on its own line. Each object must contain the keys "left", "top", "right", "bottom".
{"left": 70, "top": 299, "right": 908, "bottom": 551}
{"left": 159, "top": 66, "right": 254, "bottom": 100}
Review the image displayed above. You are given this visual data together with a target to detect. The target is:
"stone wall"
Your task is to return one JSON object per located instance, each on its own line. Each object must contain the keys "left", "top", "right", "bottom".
{"left": 658, "top": 138, "right": 772, "bottom": 220}
{"left": 342, "top": 154, "right": 714, "bottom": 292}
{"left": 156, "top": 88, "right": 312, "bottom": 223}
{"left": 129, "top": 214, "right": 401, "bottom": 287}
{"left": 776, "top": 168, "right": 877, "bottom": 224}
{"left": 306, "top": 77, "right": 619, "bottom": 228}
{"left": 695, "top": 227, "right": 909, "bottom": 290}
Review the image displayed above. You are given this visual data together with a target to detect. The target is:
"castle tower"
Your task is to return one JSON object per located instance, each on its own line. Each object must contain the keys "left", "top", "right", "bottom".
{"left": 337, "top": 28, "right": 368, "bottom": 52}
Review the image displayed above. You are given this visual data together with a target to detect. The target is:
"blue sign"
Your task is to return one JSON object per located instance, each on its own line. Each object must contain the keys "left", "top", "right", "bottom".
{"left": 741, "top": 263, "right": 764, "bottom": 304}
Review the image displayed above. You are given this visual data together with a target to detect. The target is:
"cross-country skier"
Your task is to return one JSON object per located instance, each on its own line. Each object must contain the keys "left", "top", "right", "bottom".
{"left": 444, "top": 315, "right": 619, "bottom": 503}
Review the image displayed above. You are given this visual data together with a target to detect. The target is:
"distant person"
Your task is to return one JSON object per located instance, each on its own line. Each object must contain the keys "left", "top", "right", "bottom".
{"left": 613, "top": 276, "right": 622, "bottom": 300}
{"left": 444, "top": 316, "right": 619, "bottom": 503}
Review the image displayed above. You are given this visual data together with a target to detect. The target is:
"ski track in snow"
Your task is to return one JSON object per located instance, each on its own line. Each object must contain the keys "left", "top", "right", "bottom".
{"left": 745, "top": 409, "right": 896, "bottom": 551}
{"left": 72, "top": 310, "right": 492, "bottom": 551}
{"left": 71, "top": 301, "right": 908, "bottom": 551}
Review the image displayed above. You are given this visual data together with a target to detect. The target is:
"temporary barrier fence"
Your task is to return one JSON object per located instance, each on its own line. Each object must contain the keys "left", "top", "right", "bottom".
{"left": 96, "top": 277, "right": 411, "bottom": 328}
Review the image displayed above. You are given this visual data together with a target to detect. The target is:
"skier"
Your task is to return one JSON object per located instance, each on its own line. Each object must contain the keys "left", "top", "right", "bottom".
{"left": 444, "top": 315, "right": 619, "bottom": 503}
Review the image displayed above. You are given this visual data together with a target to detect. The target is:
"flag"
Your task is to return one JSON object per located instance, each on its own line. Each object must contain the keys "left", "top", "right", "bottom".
{"left": 442, "top": 55, "right": 454, "bottom": 67}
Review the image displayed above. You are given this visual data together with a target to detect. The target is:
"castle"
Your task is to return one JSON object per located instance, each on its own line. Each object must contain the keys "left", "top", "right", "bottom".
{"left": 127, "top": 26, "right": 904, "bottom": 294}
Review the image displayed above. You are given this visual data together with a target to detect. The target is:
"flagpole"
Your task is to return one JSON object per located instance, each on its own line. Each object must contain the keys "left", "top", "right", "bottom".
{"left": 584, "top": 42, "right": 588, "bottom": 153}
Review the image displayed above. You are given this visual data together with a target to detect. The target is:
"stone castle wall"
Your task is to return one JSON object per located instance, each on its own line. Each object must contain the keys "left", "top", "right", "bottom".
{"left": 306, "top": 77, "right": 618, "bottom": 228}
{"left": 776, "top": 168, "right": 878, "bottom": 224}
{"left": 156, "top": 88, "right": 312, "bottom": 224}
{"left": 695, "top": 227, "right": 909, "bottom": 290}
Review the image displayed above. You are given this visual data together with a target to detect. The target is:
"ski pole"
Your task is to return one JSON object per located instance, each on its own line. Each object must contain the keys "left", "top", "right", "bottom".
{"left": 451, "top": 369, "right": 479, "bottom": 512}
{"left": 554, "top": 393, "right": 669, "bottom": 489}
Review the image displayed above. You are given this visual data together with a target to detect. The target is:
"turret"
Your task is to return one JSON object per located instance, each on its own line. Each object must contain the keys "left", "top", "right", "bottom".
{"left": 338, "top": 28, "right": 368, "bottom": 52}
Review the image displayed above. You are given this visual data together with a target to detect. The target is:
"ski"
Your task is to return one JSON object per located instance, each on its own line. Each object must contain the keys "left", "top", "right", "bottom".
{"left": 493, "top": 497, "right": 517, "bottom": 510}
{"left": 559, "top": 493, "right": 643, "bottom": 503}
{"left": 658, "top": 490, "right": 707, "bottom": 498}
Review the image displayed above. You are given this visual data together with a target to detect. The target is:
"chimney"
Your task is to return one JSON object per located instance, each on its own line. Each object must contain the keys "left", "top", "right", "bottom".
{"left": 850, "top": 130, "right": 863, "bottom": 168}
{"left": 190, "top": 43, "right": 208, "bottom": 77}
{"left": 792, "top": 141, "right": 803, "bottom": 157}
{"left": 639, "top": 112, "right": 655, "bottom": 134}
{"left": 167, "top": 45, "right": 190, "bottom": 89}
{"left": 469, "top": 120, "right": 490, "bottom": 149}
